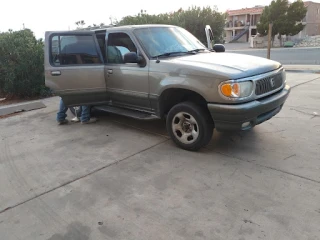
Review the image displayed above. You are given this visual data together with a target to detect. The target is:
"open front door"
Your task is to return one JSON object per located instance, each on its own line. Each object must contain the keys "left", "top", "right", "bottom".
{"left": 44, "top": 31, "right": 108, "bottom": 106}
{"left": 205, "top": 25, "right": 214, "bottom": 50}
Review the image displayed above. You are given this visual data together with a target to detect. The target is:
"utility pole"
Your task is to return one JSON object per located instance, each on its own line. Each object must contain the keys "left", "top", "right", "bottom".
{"left": 267, "top": 23, "right": 273, "bottom": 59}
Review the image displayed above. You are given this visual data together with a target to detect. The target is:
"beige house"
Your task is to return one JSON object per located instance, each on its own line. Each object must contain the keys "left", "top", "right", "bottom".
{"left": 224, "top": 1, "right": 320, "bottom": 43}
{"left": 225, "top": 6, "right": 264, "bottom": 43}
{"left": 300, "top": 1, "right": 320, "bottom": 38}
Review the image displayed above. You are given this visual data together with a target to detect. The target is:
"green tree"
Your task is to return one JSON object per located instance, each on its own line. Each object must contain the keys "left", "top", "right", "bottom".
{"left": 0, "top": 29, "right": 48, "bottom": 97}
{"left": 183, "top": 6, "right": 225, "bottom": 44}
{"left": 280, "top": 0, "right": 307, "bottom": 38}
{"left": 257, "top": 0, "right": 307, "bottom": 46}
{"left": 117, "top": 6, "right": 225, "bottom": 45}
{"left": 257, "top": 0, "right": 288, "bottom": 44}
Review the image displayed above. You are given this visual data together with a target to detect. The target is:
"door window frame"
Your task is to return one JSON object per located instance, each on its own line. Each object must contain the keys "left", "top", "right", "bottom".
{"left": 105, "top": 30, "right": 147, "bottom": 67}
{"left": 49, "top": 32, "right": 104, "bottom": 67}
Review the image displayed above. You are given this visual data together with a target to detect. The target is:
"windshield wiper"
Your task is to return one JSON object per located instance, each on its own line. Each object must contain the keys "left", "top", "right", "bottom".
{"left": 152, "top": 51, "right": 196, "bottom": 58}
{"left": 187, "top": 48, "right": 207, "bottom": 53}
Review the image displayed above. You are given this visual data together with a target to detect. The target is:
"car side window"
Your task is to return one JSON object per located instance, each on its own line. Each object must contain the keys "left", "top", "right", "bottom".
{"left": 51, "top": 35, "right": 102, "bottom": 66}
{"left": 106, "top": 32, "right": 137, "bottom": 64}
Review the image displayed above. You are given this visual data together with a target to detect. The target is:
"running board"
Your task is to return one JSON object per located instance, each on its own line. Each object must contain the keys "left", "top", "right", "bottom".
{"left": 93, "top": 105, "right": 159, "bottom": 120}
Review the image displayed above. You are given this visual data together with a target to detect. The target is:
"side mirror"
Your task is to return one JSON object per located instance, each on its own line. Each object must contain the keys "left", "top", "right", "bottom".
{"left": 124, "top": 52, "right": 138, "bottom": 63}
{"left": 124, "top": 52, "right": 142, "bottom": 63}
{"left": 124, "top": 52, "right": 145, "bottom": 66}
{"left": 212, "top": 44, "right": 225, "bottom": 53}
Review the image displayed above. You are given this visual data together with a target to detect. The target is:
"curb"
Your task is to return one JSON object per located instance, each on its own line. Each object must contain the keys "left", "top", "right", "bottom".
{"left": 0, "top": 101, "right": 46, "bottom": 117}
{"left": 285, "top": 70, "right": 320, "bottom": 73}
{"left": 226, "top": 46, "right": 320, "bottom": 52}
{"left": 283, "top": 65, "right": 320, "bottom": 73}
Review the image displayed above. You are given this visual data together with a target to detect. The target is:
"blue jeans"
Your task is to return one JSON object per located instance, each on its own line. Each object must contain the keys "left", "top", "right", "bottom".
{"left": 56, "top": 98, "right": 90, "bottom": 122}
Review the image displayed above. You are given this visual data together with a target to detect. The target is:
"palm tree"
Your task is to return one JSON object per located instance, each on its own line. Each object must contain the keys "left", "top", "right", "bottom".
{"left": 75, "top": 20, "right": 86, "bottom": 29}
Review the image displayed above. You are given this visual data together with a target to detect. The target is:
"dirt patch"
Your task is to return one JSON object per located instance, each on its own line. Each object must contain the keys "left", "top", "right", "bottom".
{"left": 0, "top": 97, "right": 39, "bottom": 106}
{"left": 0, "top": 91, "right": 54, "bottom": 106}
{"left": 0, "top": 112, "right": 22, "bottom": 119}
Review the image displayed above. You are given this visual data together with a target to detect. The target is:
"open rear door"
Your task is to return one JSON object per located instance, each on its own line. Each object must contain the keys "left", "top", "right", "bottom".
{"left": 205, "top": 25, "right": 214, "bottom": 50}
{"left": 44, "top": 31, "right": 108, "bottom": 106}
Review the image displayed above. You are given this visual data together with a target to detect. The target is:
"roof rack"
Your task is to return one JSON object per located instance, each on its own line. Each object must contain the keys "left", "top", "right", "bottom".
{"left": 75, "top": 24, "right": 117, "bottom": 31}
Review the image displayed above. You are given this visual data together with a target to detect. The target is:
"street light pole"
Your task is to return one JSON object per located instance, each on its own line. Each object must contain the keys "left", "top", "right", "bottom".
{"left": 267, "top": 23, "right": 273, "bottom": 59}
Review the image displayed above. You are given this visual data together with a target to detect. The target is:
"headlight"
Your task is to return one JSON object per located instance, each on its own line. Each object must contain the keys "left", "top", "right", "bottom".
{"left": 219, "top": 81, "right": 253, "bottom": 98}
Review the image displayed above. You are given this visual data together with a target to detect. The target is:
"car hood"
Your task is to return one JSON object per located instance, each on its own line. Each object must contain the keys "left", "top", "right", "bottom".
{"left": 170, "top": 52, "right": 282, "bottom": 79}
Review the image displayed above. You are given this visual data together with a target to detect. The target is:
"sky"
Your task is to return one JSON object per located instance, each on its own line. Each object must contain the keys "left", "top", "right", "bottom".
{"left": 0, "top": 0, "right": 315, "bottom": 39}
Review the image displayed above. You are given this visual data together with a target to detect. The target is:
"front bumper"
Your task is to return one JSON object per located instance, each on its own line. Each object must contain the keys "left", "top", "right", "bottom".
{"left": 208, "top": 84, "right": 291, "bottom": 131}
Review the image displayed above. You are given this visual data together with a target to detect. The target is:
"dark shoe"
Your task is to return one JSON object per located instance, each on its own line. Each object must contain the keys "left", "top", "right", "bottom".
{"left": 57, "top": 119, "right": 69, "bottom": 125}
{"left": 81, "top": 117, "right": 97, "bottom": 124}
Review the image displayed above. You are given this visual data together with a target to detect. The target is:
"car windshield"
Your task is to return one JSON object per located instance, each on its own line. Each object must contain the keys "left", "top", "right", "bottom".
{"left": 134, "top": 27, "right": 207, "bottom": 58}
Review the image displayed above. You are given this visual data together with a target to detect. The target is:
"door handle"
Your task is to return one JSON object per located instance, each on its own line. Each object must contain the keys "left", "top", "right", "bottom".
{"left": 107, "top": 69, "right": 113, "bottom": 74}
{"left": 51, "top": 71, "right": 61, "bottom": 76}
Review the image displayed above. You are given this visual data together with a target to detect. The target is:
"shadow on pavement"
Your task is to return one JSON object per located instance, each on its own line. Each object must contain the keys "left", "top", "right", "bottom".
{"left": 92, "top": 109, "right": 260, "bottom": 153}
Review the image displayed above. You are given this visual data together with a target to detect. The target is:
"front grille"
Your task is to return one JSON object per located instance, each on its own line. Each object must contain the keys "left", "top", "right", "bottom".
{"left": 255, "top": 72, "right": 283, "bottom": 96}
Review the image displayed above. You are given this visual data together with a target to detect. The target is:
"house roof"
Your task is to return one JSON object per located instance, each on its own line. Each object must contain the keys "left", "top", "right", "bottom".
{"left": 226, "top": 1, "right": 315, "bottom": 16}
{"left": 304, "top": 1, "right": 312, "bottom": 7}
{"left": 226, "top": 6, "right": 264, "bottom": 16}
{"left": 302, "top": 1, "right": 320, "bottom": 7}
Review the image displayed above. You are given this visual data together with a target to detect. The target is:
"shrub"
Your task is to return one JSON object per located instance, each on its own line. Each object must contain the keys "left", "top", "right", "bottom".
{"left": 118, "top": 6, "right": 225, "bottom": 45}
{"left": 0, "top": 29, "right": 49, "bottom": 98}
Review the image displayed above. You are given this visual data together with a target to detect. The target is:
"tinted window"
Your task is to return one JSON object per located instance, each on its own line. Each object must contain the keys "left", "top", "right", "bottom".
{"left": 107, "top": 33, "right": 137, "bottom": 64}
{"left": 51, "top": 35, "right": 101, "bottom": 65}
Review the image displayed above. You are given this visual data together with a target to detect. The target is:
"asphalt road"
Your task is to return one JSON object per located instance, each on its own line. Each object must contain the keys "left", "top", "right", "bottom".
{"left": 228, "top": 47, "right": 320, "bottom": 65}
{"left": 0, "top": 72, "right": 319, "bottom": 240}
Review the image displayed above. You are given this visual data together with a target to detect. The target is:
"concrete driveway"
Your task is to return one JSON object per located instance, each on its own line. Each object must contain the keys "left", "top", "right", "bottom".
{"left": 0, "top": 72, "right": 319, "bottom": 240}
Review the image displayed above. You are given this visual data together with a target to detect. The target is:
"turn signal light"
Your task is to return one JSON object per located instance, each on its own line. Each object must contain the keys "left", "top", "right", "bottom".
{"left": 219, "top": 81, "right": 253, "bottom": 99}
{"left": 220, "top": 83, "right": 240, "bottom": 97}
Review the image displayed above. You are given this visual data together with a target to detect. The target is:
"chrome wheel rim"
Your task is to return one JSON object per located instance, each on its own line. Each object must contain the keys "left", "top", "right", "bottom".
{"left": 172, "top": 112, "right": 199, "bottom": 144}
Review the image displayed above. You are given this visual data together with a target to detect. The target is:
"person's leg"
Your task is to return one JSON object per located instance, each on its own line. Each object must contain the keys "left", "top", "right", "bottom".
{"left": 80, "top": 105, "right": 90, "bottom": 122}
{"left": 71, "top": 106, "right": 81, "bottom": 122}
{"left": 80, "top": 106, "right": 97, "bottom": 124}
{"left": 56, "top": 98, "right": 68, "bottom": 124}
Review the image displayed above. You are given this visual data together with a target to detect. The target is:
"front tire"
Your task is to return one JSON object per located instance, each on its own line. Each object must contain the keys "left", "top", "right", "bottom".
{"left": 166, "top": 101, "right": 214, "bottom": 151}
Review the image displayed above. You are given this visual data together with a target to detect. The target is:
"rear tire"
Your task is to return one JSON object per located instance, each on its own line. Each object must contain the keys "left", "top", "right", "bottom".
{"left": 166, "top": 101, "right": 214, "bottom": 151}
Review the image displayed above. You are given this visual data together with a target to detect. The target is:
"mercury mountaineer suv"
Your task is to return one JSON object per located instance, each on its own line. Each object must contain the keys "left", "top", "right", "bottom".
{"left": 45, "top": 24, "right": 291, "bottom": 151}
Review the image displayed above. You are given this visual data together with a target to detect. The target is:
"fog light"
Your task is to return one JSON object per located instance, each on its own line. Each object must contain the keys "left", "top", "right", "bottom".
{"left": 242, "top": 122, "right": 251, "bottom": 128}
